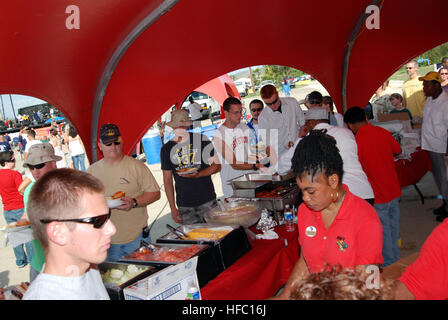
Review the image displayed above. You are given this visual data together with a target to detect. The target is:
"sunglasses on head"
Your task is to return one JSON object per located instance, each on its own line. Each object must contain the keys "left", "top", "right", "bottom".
{"left": 251, "top": 107, "right": 263, "bottom": 112}
{"left": 28, "top": 162, "right": 46, "bottom": 170}
{"left": 104, "top": 141, "right": 121, "bottom": 147}
{"left": 265, "top": 97, "right": 278, "bottom": 106}
{"left": 40, "top": 210, "right": 112, "bottom": 229}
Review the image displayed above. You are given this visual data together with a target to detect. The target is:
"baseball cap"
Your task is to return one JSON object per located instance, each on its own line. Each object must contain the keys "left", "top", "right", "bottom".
{"left": 419, "top": 71, "right": 442, "bottom": 83}
{"left": 305, "top": 107, "right": 329, "bottom": 121}
{"left": 99, "top": 123, "right": 122, "bottom": 144}
{"left": 166, "top": 109, "right": 192, "bottom": 128}
{"left": 23, "top": 143, "right": 62, "bottom": 167}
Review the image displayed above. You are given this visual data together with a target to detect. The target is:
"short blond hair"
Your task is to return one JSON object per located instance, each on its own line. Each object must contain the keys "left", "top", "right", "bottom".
{"left": 28, "top": 168, "right": 104, "bottom": 248}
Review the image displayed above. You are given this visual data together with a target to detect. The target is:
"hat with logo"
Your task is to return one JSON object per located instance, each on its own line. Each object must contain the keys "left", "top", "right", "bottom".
{"left": 419, "top": 71, "right": 442, "bottom": 83}
{"left": 305, "top": 107, "right": 329, "bottom": 121}
{"left": 166, "top": 109, "right": 193, "bottom": 128}
{"left": 99, "top": 123, "right": 122, "bottom": 144}
{"left": 23, "top": 143, "right": 62, "bottom": 167}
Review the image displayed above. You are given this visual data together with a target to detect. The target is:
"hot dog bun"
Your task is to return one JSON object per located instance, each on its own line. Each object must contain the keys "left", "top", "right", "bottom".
{"left": 112, "top": 191, "right": 126, "bottom": 199}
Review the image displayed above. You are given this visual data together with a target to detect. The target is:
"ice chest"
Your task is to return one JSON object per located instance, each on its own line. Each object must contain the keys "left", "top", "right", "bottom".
{"left": 98, "top": 262, "right": 162, "bottom": 300}
{"left": 123, "top": 256, "right": 201, "bottom": 300}
{"left": 118, "top": 242, "right": 222, "bottom": 288}
{"left": 157, "top": 224, "right": 252, "bottom": 271}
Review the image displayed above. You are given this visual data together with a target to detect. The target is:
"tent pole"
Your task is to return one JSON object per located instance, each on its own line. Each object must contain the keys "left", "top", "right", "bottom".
{"left": 341, "top": 0, "right": 383, "bottom": 112}
{"left": 90, "top": 0, "right": 179, "bottom": 162}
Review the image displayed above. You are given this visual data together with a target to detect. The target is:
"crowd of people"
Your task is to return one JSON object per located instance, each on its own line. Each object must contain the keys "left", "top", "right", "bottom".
{"left": 0, "top": 58, "right": 447, "bottom": 300}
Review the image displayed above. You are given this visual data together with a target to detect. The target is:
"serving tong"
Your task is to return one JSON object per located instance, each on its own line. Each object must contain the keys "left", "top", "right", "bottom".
{"left": 166, "top": 224, "right": 190, "bottom": 239}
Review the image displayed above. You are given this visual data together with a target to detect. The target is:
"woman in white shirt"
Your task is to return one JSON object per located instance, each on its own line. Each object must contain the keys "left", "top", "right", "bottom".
{"left": 64, "top": 125, "right": 86, "bottom": 171}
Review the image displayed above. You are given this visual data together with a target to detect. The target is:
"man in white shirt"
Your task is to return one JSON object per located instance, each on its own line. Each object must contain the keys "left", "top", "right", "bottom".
{"left": 419, "top": 72, "right": 448, "bottom": 221}
{"left": 213, "top": 97, "right": 265, "bottom": 198}
{"left": 23, "top": 168, "right": 116, "bottom": 300}
{"left": 24, "top": 129, "right": 42, "bottom": 161}
{"left": 279, "top": 107, "right": 374, "bottom": 203}
{"left": 258, "top": 84, "right": 305, "bottom": 161}
{"left": 186, "top": 96, "right": 203, "bottom": 122}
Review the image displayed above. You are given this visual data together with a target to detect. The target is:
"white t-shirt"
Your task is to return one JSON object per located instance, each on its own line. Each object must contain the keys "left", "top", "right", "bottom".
{"left": 25, "top": 139, "right": 41, "bottom": 153}
{"left": 23, "top": 267, "right": 110, "bottom": 300}
{"left": 187, "top": 102, "right": 203, "bottom": 121}
{"left": 258, "top": 97, "right": 305, "bottom": 157}
{"left": 213, "top": 122, "right": 253, "bottom": 198}
{"left": 421, "top": 90, "right": 448, "bottom": 154}
{"left": 278, "top": 123, "right": 374, "bottom": 200}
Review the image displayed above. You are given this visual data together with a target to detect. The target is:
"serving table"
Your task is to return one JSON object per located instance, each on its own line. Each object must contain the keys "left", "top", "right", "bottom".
{"left": 201, "top": 225, "right": 299, "bottom": 300}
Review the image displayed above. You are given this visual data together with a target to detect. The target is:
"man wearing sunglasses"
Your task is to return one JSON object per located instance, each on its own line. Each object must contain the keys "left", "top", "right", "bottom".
{"left": 22, "top": 143, "right": 62, "bottom": 281}
{"left": 247, "top": 99, "right": 268, "bottom": 165}
{"left": 402, "top": 60, "right": 426, "bottom": 118}
{"left": 23, "top": 168, "right": 116, "bottom": 300}
{"left": 87, "top": 123, "right": 160, "bottom": 262}
{"left": 258, "top": 84, "right": 305, "bottom": 161}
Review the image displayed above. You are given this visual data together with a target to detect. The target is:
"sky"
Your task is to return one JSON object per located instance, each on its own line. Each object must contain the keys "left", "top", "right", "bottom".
{"left": 0, "top": 94, "right": 47, "bottom": 120}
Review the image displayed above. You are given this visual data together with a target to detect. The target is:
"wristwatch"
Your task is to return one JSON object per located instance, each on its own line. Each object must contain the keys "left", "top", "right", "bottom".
{"left": 132, "top": 198, "right": 138, "bottom": 208}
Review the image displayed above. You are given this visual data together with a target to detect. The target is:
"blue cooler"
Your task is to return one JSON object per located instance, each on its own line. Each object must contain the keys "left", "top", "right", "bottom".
{"left": 142, "top": 129, "right": 163, "bottom": 165}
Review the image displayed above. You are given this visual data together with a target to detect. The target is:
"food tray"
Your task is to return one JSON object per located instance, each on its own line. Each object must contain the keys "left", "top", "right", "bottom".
{"left": 156, "top": 224, "right": 235, "bottom": 245}
{"left": 118, "top": 243, "right": 209, "bottom": 266}
{"left": 99, "top": 262, "right": 161, "bottom": 300}
{"left": 0, "top": 224, "right": 31, "bottom": 233}
{"left": 158, "top": 226, "right": 252, "bottom": 271}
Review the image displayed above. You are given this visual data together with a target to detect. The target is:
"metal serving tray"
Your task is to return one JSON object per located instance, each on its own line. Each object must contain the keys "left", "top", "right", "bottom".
{"left": 231, "top": 171, "right": 295, "bottom": 190}
{"left": 156, "top": 224, "right": 235, "bottom": 245}
{"left": 118, "top": 243, "right": 209, "bottom": 266}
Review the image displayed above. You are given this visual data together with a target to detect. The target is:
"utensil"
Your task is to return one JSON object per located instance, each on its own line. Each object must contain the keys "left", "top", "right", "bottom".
{"left": 166, "top": 224, "right": 189, "bottom": 238}
{"left": 140, "top": 240, "right": 157, "bottom": 251}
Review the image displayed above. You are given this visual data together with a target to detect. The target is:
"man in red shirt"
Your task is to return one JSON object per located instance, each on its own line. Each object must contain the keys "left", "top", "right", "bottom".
{"left": 394, "top": 219, "right": 448, "bottom": 300}
{"left": 0, "top": 150, "right": 32, "bottom": 268}
{"left": 344, "top": 107, "right": 402, "bottom": 267}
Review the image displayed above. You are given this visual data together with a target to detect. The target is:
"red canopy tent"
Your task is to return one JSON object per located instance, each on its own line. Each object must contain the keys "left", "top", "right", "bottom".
{"left": 0, "top": 0, "right": 446, "bottom": 161}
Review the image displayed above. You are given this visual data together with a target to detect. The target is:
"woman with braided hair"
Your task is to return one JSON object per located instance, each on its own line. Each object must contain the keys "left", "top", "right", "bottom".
{"left": 272, "top": 130, "right": 384, "bottom": 300}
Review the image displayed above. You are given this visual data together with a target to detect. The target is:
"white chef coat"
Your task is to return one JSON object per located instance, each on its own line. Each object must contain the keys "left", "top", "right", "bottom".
{"left": 421, "top": 90, "right": 448, "bottom": 154}
{"left": 258, "top": 97, "right": 305, "bottom": 157}
{"left": 278, "top": 123, "right": 374, "bottom": 200}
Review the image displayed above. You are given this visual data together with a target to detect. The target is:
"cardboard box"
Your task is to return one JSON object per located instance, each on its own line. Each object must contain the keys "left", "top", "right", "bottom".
{"left": 123, "top": 256, "right": 201, "bottom": 300}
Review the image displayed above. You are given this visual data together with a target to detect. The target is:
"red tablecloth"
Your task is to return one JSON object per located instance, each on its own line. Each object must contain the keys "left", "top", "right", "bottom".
{"left": 395, "top": 148, "right": 431, "bottom": 188}
{"left": 201, "top": 225, "right": 299, "bottom": 300}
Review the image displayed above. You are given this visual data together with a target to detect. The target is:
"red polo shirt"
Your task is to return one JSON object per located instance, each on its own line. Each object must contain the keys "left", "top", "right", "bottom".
{"left": 298, "top": 185, "right": 383, "bottom": 273}
{"left": 398, "top": 219, "right": 448, "bottom": 300}
{"left": 355, "top": 124, "right": 402, "bottom": 204}
{"left": 0, "top": 169, "right": 24, "bottom": 211}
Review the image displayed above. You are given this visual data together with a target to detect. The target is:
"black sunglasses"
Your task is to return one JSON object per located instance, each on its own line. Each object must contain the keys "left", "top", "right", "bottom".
{"left": 265, "top": 97, "right": 278, "bottom": 106}
{"left": 251, "top": 107, "right": 263, "bottom": 112}
{"left": 104, "top": 141, "right": 121, "bottom": 147}
{"left": 40, "top": 210, "right": 112, "bottom": 229}
{"left": 28, "top": 162, "right": 46, "bottom": 170}
{"left": 6, "top": 157, "right": 16, "bottom": 163}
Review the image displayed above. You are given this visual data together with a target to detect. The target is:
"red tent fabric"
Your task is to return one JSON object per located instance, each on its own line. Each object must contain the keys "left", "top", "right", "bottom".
{"left": 0, "top": 0, "right": 447, "bottom": 160}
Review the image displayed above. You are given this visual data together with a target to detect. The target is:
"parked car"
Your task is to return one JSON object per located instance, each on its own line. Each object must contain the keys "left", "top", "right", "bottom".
{"left": 282, "top": 75, "right": 295, "bottom": 88}
{"left": 234, "top": 81, "right": 248, "bottom": 97}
